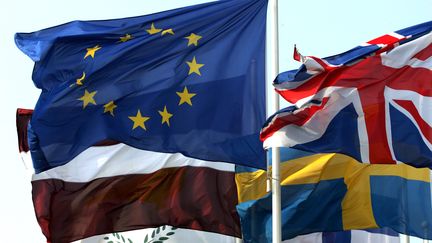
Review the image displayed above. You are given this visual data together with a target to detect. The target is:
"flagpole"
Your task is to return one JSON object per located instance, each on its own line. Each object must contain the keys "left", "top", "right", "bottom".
{"left": 268, "top": 0, "right": 281, "bottom": 242}
{"left": 401, "top": 235, "right": 410, "bottom": 243}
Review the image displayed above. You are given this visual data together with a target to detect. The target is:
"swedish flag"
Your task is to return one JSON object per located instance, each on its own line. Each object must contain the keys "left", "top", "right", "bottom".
{"left": 236, "top": 149, "right": 432, "bottom": 242}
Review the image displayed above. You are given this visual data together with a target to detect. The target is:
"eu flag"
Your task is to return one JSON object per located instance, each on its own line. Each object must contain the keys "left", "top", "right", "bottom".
{"left": 16, "top": 0, "right": 267, "bottom": 173}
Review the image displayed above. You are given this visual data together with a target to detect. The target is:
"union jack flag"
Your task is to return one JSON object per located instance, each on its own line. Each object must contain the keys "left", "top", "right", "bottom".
{"left": 261, "top": 21, "right": 432, "bottom": 167}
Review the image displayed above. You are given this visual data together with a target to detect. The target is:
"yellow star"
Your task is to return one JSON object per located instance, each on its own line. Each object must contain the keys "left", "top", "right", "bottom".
{"left": 103, "top": 101, "right": 117, "bottom": 116}
{"left": 128, "top": 110, "right": 150, "bottom": 130}
{"left": 161, "top": 29, "right": 175, "bottom": 36}
{"left": 186, "top": 56, "right": 204, "bottom": 76}
{"left": 78, "top": 89, "right": 97, "bottom": 109}
{"left": 146, "top": 23, "right": 162, "bottom": 35}
{"left": 185, "top": 33, "right": 202, "bottom": 46}
{"left": 176, "top": 86, "right": 196, "bottom": 106}
{"left": 84, "top": 45, "right": 101, "bottom": 59}
{"left": 119, "top": 34, "right": 133, "bottom": 42}
{"left": 158, "top": 105, "right": 173, "bottom": 126}
{"left": 76, "top": 72, "right": 86, "bottom": 86}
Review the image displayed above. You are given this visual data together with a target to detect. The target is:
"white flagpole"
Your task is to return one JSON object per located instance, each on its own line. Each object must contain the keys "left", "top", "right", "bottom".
{"left": 267, "top": 0, "right": 281, "bottom": 242}
{"left": 401, "top": 235, "right": 410, "bottom": 243}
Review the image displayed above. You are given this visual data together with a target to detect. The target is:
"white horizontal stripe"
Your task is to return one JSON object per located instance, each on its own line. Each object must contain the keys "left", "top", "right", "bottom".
{"left": 282, "top": 232, "right": 323, "bottom": 243}
{"left": 73, "top": 226, "right": 238, "bottom": 243}
{"left": 32, "top": 143, "right": 235, "bottom": 182}
{"left": 282, "top": 231, "right": 399, "bottom": 243}
{"left": 410, "top": 56, "right": 432, "bottom": 69}
{"left": 388, "top": 32, "right": 406, "bottom": 40}
{"left": 351, "top": 230, "right": 399, "bottom": 243}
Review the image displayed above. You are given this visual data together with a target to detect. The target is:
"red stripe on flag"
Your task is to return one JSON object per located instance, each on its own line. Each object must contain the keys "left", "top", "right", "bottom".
{"left": 260, "top": 98, "right": 329, "bottom": 142}
{"left": 394, "top": 100, "right": 432, "bottom": 145}
{"left": 32, "top": 166, "right": 240, "bottom": 243}
{"left": 293, "top": 45, "right": 302, "bottom": 62}
{"left": 16, "top": 108, "right": 33, "bottom": 153}
{"left": 413, "top": 42, "right": 432, "bottom": 61}
{"left": 367, "top": 34, "right": 401, "bottom": 45}
{"left": 387, "top": 67, "right": 432, "bottom": 97}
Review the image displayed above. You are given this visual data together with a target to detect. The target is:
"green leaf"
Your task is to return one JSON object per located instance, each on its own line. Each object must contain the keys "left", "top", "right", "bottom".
{"left": 128, "top": 239, "right": 133, "bottom": 243}
{"left": 153, "top": 241, "right": 163, "bottom": 243}
{"left": 116, "top": 233, "right": 120, "bottom": 239}
{"left": 121, "top": 235, "right": 125, "bottom": 242}
{"left": 171, "top": 227, "right": 177, "bottom": 230}
{"left": 107, "top": 241, "right": 114, "bottom": 243}
{"left": 151, "top": 230, "right": 155, "bottom": 238}
{"left": 162, "top": 225, "right": 166, "bottom": 231}
{"left": 166, "top": 232, "right": 175, "bottom": 236}
{"left": 104, "top": 237, "right": 110, "bottom": 240}
{"left": 144, "top": 234, "right": 149, "bottom": 243}
{"left": 159, "top": 237, "right": 169, "bottom": 241}
{"left": 156, "top": 227, "right": 160, "bottom": 234}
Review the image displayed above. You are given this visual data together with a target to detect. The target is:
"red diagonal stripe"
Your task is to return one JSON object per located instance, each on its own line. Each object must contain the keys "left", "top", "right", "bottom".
{"left": 260, "top": 98, "right": 329, "bottom": 142}
{"left": 413, "top": 42, "right": 432, "bottom": 61}
{"left": 394, "top": 99, "right": 432, "bottom": 145}
{"left": 387, "top": 66, "right": 432, "bottom": 97}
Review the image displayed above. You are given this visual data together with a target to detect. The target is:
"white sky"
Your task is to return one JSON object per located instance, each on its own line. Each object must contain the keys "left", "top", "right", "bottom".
{"left": 0, "top": 0, "right": 431, "bottom": 242}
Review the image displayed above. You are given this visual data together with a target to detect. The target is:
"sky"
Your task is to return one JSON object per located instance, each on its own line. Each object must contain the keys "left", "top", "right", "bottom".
{"left": 0, "top": 0, "right": 431, "bottom": 242}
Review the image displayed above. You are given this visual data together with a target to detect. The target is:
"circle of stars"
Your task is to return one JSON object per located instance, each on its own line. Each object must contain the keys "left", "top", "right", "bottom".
{"left": 74, "top": 22, "right": 205, "bottom": 132}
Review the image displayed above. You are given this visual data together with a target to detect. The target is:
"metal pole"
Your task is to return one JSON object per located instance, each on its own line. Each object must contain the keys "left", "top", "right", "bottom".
{"left": 267, "top": 0, "right": 281, "bottom": 242}
{"left": 401, "top": 235, "right": 410, "bottom": 243}
{"left": 272, "top": 148, "right": 281, "bottom": 243}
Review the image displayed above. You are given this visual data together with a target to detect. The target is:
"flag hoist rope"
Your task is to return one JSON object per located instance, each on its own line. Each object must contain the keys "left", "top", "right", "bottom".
{"left": 268, "top": 0, "right": 281, "bottom": 242}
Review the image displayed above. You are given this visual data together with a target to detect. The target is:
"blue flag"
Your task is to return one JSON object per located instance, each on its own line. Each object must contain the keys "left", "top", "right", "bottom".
{"left": 16, "top": 0, "right": 267, "bottom": 173}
